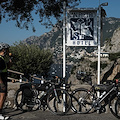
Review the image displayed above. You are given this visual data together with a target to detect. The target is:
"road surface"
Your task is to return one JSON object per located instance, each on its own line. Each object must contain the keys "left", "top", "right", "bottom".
{"left": 4, "top": 108, "right": 119, "bottom": 120}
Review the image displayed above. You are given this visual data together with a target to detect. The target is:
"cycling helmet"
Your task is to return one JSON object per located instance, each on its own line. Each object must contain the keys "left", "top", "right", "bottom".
{"left": 2, "top": 43, "right": 10, "bottom": 49}
{"left": 0, "top": 43, "right": 10, "bottom": 51}
{"left": 0, "top": 44, "right": 3, "bottom": 51}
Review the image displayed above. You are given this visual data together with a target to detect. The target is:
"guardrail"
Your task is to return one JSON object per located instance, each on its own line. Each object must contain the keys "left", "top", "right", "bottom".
{"left": 8, "top": 69, "right": 42, "bottom": 83}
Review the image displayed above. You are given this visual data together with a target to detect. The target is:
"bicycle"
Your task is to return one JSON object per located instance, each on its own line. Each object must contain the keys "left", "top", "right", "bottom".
{"left": 14, "top": 75, "right": 71, "bottom": 115}
{"left": 70, "top": 79, "right": 120, "bottom": 119}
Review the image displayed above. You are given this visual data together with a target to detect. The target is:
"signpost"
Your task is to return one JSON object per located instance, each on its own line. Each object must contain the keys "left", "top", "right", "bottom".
{"left": 63, "top": 2, "right": 108, "bottom": 98}
{"left": 63, "top": 8, "right": 98, "bottom": 83}
{"left": 97, "top": 2, "right": 108, "bottom": 97}
{"left": 66, "top": 8, "right": 98, "bottom": 47}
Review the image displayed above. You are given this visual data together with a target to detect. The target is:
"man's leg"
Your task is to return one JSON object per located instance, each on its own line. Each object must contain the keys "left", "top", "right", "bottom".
{"left": 0, "top": 83, "right": 9, "bottom": 120}
{"left": 0, "top": 93, "right": 9, "bottom": 120}
{"left": 0, "top": 93, "right": 6, "bottom": 112}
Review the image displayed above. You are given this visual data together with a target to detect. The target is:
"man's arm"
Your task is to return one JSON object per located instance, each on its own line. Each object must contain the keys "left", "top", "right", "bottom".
{"left": 7, "top": 58, "right": 12, "bottom": 69}
{"left": 0, "top": 75, "right": 3, "bottom": 84}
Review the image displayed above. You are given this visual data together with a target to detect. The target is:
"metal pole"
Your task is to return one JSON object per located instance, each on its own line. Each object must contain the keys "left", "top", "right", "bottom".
{"left": 63, "top": 1, "right": 66, "bottom": 78}
{"left": 63, "top": 1, "right": 66, "bottom": 112}
{"left": 97, "top": 4, "right": 101, "bottom": 97}
{"left": 97, "top": 2, "right": 108, "bottom": 98}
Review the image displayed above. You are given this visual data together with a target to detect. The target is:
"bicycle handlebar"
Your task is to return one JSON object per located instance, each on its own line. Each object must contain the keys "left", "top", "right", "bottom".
{"left": 23, "top": 73, "right": 71, "bottom": 89}
{"left": 103, "top": 79, "right": 120, "bottom": 86}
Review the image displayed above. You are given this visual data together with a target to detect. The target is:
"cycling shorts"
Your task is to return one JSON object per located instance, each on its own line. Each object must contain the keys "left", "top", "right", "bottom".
{"left": 0, "top": 83, "right": 7, "bottom": 94}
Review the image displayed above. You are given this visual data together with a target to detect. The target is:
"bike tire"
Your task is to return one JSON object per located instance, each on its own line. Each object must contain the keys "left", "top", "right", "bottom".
{"left": 15, "top": 88, "right": 24, "bottom": 110}
{"left": 109, "top": 92, "right": 118, "bottom": 118}
{"left": 15, "top": 88, "right": 39, "bottom": 111}
{"left": 71, "top": 88, "right": 93, "bottom": 114}
{"left": 114, "top": 96, "right": 120, "bottom": 119}
{"left": 47, "top": 88, "right": 71, "bottom": 115}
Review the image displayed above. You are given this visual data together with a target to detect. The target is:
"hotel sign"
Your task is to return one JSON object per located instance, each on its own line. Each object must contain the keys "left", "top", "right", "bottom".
{"left": 66, "top": 8, "right": 98, "bottom": 46}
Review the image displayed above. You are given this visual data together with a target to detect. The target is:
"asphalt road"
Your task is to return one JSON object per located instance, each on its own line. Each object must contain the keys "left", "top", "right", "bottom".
{"left": 4, "top": 109, "right": 119, "bottom": 120}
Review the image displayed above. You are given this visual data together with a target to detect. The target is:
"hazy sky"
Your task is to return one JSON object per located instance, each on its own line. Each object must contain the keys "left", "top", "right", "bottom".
{"left": 0, "top": 0, "right": 120, "bottom": 45}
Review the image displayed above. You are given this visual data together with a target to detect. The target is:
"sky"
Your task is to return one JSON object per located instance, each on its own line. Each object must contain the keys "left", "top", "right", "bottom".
{"left": 0, "top": 0, "right": 120, "bottom": 45}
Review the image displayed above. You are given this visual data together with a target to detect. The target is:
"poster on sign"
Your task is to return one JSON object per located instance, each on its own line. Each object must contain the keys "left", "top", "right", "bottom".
{"left": 67, "top": 8, "right": 97, "bottom": 46}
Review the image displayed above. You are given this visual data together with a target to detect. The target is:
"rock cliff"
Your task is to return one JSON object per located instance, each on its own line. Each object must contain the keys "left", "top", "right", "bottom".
{"left": 105, "top": 27, "right": 120, "bottom": 53}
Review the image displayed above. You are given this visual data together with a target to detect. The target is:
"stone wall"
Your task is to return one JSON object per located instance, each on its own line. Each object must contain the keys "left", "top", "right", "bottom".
{"left": 5, "top": 82, "right": 22, "bottom": 108}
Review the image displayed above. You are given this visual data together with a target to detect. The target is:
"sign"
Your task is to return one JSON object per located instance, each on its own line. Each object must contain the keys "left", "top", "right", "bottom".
{"left": 66, "top": 8, "right": 98, "bottom": 46}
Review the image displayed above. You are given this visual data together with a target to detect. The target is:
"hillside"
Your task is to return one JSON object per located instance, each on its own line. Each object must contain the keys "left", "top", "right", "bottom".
{"left": 22, "top": 17, "right": 120, "bottom": 66}
{"left": 102, "top": 17, "right": 120, "bottom": 45}
{"left": 21, "top": 17, "right": 120, "bottom": 85}
{"left": 22, "top": 17, "right": 120, "bottom": 49}
{"left": 104, "top": 27, "right": 120, "bottom": 53}
{"left": 22, "top": 23, "right": 63, "bottom": 49}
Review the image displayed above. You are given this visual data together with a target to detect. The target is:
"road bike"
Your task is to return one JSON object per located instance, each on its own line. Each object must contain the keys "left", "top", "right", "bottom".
{"left": 14, "top": 75, "right": 71, "bottom": 115}
{"left": 70, "top": 79, "right": 120, "bottom": 119}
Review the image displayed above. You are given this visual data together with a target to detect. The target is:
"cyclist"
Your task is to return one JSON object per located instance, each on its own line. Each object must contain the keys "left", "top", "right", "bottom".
{"left": 0, "top": 43, "right": 12, "bottom": 120}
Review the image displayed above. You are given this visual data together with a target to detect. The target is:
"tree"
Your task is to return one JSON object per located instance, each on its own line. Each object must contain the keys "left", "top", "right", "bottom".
{"left": 9, "top": 42, "right": 53, "bottom": 76}
{"left": 0, "top": 0, "right": 80, "bottom": 31}
{"left": 109, "top": 52, "right": 120, "bottom": 61}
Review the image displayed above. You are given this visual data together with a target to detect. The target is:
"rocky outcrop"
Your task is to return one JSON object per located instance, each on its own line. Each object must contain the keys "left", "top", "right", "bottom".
{"left": 105, "top": 27, "right": 120, "bottom": 53}
{"left": 22, "top": 17, "right": 120, "bottom": 50}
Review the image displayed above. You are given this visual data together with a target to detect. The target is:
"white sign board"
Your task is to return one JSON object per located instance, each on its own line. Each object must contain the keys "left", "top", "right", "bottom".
{"left": 67, "top": 8, "right": 98, "bottom": 46}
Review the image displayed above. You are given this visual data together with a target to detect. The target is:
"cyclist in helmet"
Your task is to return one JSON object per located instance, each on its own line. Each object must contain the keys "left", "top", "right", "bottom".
{"left": 0, "top": 43, "right": 12, "bottom": 120}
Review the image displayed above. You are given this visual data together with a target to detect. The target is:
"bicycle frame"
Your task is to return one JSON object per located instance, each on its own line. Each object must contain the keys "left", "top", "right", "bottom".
{"left": 97, "top": 87, "right": 117, "bottom": 104}
{"left": 38, "top": 86, "right": 54, "bottom": 104}
{"left": 91, "top": 83, "right": 119, "bottom": 109}
{"left": 37, "top": 81, "right": 67, "bottom": 108}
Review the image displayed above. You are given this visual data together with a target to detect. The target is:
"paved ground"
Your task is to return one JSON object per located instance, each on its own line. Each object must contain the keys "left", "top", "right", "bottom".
{"left": 4, "top": 108, "right": 119, "bottom": 120}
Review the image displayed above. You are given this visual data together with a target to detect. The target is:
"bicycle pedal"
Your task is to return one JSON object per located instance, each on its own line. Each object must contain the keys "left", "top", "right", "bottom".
{"left": 96, "top": 107, "right": 106, "bottom": 114}
{"left": 96, "top": 110, "right": 100, "bottom": 114}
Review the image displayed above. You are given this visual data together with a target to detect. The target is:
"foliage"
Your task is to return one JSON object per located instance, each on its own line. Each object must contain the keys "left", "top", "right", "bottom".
{"left": 90, "top": 61, "right": 97, "bottom": 70}
{"left": 71, "top": 65, "right": 76, "bottom": 74}
{"left": 101, "top": 63, "right": 108, "bottom": 69}
{"left": 68, "top": 57, "right": 80, "bottom": 63}
{"left": 90, "top": 61, "right": 108, "bottom": 70}
{"left": 9, "top": 42, "right": 53, "bottom": 76}
{"left": 0, "top": 0, "right": 80, "bottom": 31}
{"left": 109, "top": 52, "right": 120, "bottom": 61}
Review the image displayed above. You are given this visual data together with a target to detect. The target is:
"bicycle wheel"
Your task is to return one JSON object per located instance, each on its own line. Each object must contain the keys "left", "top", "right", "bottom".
{"left": 115, "top": 96, "right": 120, "bottom": 119}
{"left": 47, "top": 88, "right": 71, "bottom": 115}
{"left": 15, "top": 88, "right": 39, "bottom": 111}
{"left": 15, "top": 88, "right": 24, "bottom": 110}
{"left": 71, "top": 88, "right": 93, "bottom": 114}
{"left": 109, "top": 92, "right": 118, "bottom": 117}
